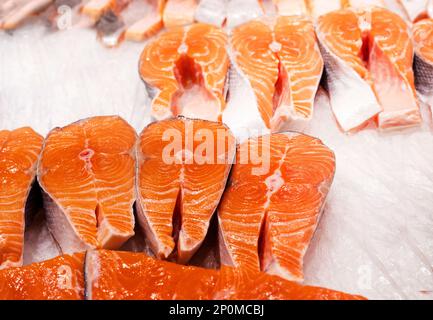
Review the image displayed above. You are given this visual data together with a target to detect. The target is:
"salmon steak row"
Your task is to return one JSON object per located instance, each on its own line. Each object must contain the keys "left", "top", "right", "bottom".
{"left": 0, "top": 115, "right": 341, "bottom": 293}
{"left": 0, "top": 250, "right": 366, "bottom": 300}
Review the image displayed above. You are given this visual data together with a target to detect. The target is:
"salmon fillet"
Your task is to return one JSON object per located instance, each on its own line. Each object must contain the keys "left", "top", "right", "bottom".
{"left": 413, "top": 18, "right": 433, "bottom": 113}
{"left": 37, "top": 116, "right": 136, "bottom": 254}
{"left": 0, "top": 128, "right": 43, "bottom": 270}
{"left": 317, "top": 7, "right": 421, "bottom": 131}
{"left": 229, "top": 16, "right": 323, "bottom": 132}
{"left": 0, "top": 253, "right": 84, "bottom": 300}
{"left": 136, "top": 117, "right": 235, "bottom": 264}
{"left": 139, "top": 23, "right": 229, "bottom": 122}
{"left": 218, "top": 132, "right": 335, "bottom": 282}
{"left": 85, "top": 250, "right": 365, "bottom": 300}
{"left": 163, "top": 0, "right": 197, "bottom": 28}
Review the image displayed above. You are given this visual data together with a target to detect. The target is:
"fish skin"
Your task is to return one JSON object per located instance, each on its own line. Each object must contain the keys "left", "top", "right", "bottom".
{"left": 0, "top": 127, "right": 43, "bottom": 270}
{"left": 218, "top": 132, "right": 335, "bottom": 282}
{"left": 136, "top": 117, "right": 236, "bottom": 264}
{"left": 139, "top": 23, "right": 229, "bottom": 122}
{"left": 0, "top": 253, "right": 84, "bottom": 300}
{"left": 85, "top": 250, "right": 366, "bottom": 300}
{"left": 413, "top": 19, "right": 433, "bottom": 112}
{"left": 228, "top": 16, "right": 323, "bottom": 133}
{"left": 37, "top": 116, "right": 136, "bottom": 254}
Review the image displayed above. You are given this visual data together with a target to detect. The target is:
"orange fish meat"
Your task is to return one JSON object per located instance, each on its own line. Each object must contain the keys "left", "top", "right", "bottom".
{"left": 218, "top": 132, "right": 335, "bottom": 282}
{"left": 85, "top": 250, "right": 366, "bottom": 300}
{"left": 0, "top": 127, "right": 43, "bottom": 269}
{"left": 413, "top": 18, "right": 433, "bottom": 113}
{"left": 37, "top": 116, "right": 136, "bottom": 254}
{"left": 139, "top": 23, "right": 229, "bottom": 122}
{"left": 229, "top": 16, "right": 323, "bottom": 132}
{"left": 0, "top": 253, "right": 84, "bottom": 300}
{"left": 317, "top": 7, "right": 421, "bottom": 131}
{"left": 136, "top": 117, "right": 235, "bottom": 264}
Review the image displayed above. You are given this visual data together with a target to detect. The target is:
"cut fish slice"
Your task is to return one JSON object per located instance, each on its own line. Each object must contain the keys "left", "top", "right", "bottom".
{"left": 226, "top": 0, "right": 263, "bottom": 29}
{"left": 413, "top": 18, "right": 433, "bottom": 112}
{"left": 0, "top": 0, "right": 53, "bottom": 29}
{"left": 85, "top": 250, "right": 366, "bottom": 300}
{"left": 317, "top": 7, "right": 420, "bottom": 131}
{"left": 136, "top": 118, "right": 235, "bottom": 264}
{"left": 139, "top": 23, "right": 229, "bottom": 122}
{"left": 0, "top": 128, "right": 43, "bottom": 269}
{"left": 81, "top": 0, "right": 118, "bottom": 21}
{"left": 37, "top": 116, "right": 136, "bottom": 254}
{"left": 195, "top": 0, "right": 226, "bottom": 27}
{"left": 228, "top": 16, "right": 323, "bottom": 132}
{"left": 162, "top": 0, "right": 197, "bottom": 28}
{"left": 0, "top": 253, "right": 84, "bottom": 300}
{"left": 125, "top": 0, "right": 165, "bottom": 41}
{"left": 218, "top": 132, "right": 335, "bottom": 282}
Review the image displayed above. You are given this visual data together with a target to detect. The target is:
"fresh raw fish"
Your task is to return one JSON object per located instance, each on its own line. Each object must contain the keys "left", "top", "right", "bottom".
{"left": 162, "top": 0, "right": 197, "bottom": 28}
{"left": 228, "top": 16, "right": 323, "bottom": 132}
{"left": 194, "top": 0, "right": 226, "bottom": 27}
{"left": 272, "top": 0, "right": 308, "bottom": 16}
{"left": 139, "top": 23, "right": 229, "bottom": 122}
{"left": 81, "top": 0, "right": 122, "bottom": 21}
{"left": 136, "top": 117, "right": 236, "bottom": 264}
{"left": 226, "top": 0, "right": 263, "bottom": 29}
{"left": 317, "top": 7, "right": 421, "bottom": 131}
{"left": 85, "top": 250, "right": 366, "bottom": 300}
{"left": 0, "top": 0, "right": 53, "bottom": 29}
{"left": 0, "top": 253, "right": 84, "bottom": 300}
{"left": 125, "top": 0, "right": 165, "bottom": 41}
{"left": 0, "top": 128, "right": 43, "bottom": 269}
{"left": 413, "top": 18, "right": 433, "bottom": 112}
{"left": 37, "top": 116, "right": 136, "bottom": 254}
{"left": 218, "top": 132, "right": 335, "bottom": 282}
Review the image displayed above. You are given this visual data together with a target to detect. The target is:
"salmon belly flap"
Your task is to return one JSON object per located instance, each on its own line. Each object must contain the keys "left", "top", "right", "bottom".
{"left": 139, "top": 23, "right": 229, "bottom": 122}
{"left": 85, "top": 250, "right": 366, "bottom": 300}
{"left": 317, "top": 7, "right": 421, "bottom": 132}
{"left": 229, "top": 16, "right": 323, "bottom": 132}
{"left": 0, "top": 128, "right": 44, "bottom": 269}
{"left": 37, "top": 116, "right": 137, "bottom": 254}
{"left": 136, "top": 117, "right": 236, "bottom": 264}
{"left": 218, "top": 132, "right": 336, "bottom": 282}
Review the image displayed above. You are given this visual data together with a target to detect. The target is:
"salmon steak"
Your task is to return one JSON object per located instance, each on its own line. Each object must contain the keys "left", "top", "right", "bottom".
{"left": 413, "top": 18, "right": 433, "bottom": 113}
{"left": 0, "top": 128, "right": 44, "bottom": 269}
{"left": 85, "top": 250, "right": 366, "bottom": 300}
{"left": 0, "top": 128, "right": 43, "bottom": 270}
{"left": 37, "top": 116, "right": 136, "bottom": 254}
{"left": 0, "top": 253, "right": 84, "bottom": 300}
{"left": 218, "top": 132, "right": 335, "bottom": 282}
{"left": 136, "top": 117, "right": 236, "bottom": 264}
{"left": 228, "top": 16, "right": 323, "bottom": 132}
{"left": 317, "top": 7, "right": 421, "bottom": 131}
{"left": 139, "top": 23, "right": 229, "bottom": 122}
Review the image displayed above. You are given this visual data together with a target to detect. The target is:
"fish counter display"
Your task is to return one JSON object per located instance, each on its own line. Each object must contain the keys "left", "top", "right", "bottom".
{"left": 1, "top": 1, "right": 433, "bottom": 301}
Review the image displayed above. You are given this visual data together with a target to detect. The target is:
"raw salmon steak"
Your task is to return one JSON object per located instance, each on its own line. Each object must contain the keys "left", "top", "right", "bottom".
{"left": 0, "top": 127, "right": 43, "bottom": 269}
{"left": 228, "top": 16, "right": 323, "bottom": 132}
{"left": 136, "top": 117, "right": 236, "bottom": 264}
{"left": 85, "top": 250, "right": 366, "bottom": 300}
{"left": 218, "top": 132, "right": 335, "bottom": 282}
{"left": 163, "top": 0, "right": 197, "bottom": 28}
{"left": 37, "top": 116, "right": 136, "bottom": 254}
{"left": 139, "top": 23, "right": 229, "bottom": 122}
{"left": 0, "top": 253, "right": 84, "bottom": 300}
{"left": 317, "top": 7, "right": 421, "bottom": 131}
{"left": 413, "top": 18, "right": 433, "bottom": 113}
